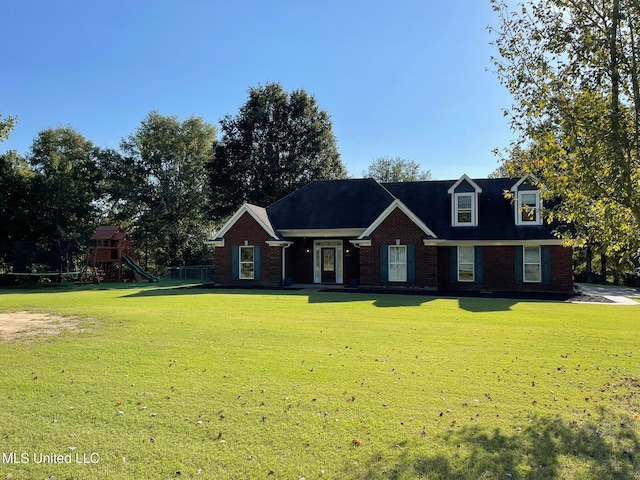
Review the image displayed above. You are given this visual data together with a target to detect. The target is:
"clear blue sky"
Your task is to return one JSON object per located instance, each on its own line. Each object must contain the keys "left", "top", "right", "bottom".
{"left": 1, "top": 0, "right": 514, "bottom": 180}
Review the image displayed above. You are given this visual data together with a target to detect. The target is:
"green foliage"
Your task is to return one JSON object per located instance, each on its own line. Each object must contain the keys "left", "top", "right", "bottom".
{"left": 105, "top": 111, "right": 217, "bottom": 268}
{"left": 0, "top": 285, "right": 638, "bottom": 478}
{"left": 26, "top": 127, "right": 102, "bottom": 246}
{"left": 490, "top": 0, "right": 640, "bottom": 269}
{"left": 208, "top": 82, "right": 347, "bottom": 221}
{"left": 0, "top": 112, "right": 17, "bottom": 143}
{"left": 0, "top": 151, "right": 32, "bottom": 269}
{"left": 363, "top": 156, "right": 432, "bottom": 182}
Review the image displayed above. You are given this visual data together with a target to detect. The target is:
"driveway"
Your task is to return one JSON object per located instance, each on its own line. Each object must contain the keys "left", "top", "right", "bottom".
{"left": 576, "top": 283, "right": 640, "bottom": 305}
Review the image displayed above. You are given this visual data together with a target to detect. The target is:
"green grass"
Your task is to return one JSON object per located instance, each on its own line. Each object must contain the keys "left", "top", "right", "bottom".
{"left": 0, "top": 282, "right": 638, "bottom": 479}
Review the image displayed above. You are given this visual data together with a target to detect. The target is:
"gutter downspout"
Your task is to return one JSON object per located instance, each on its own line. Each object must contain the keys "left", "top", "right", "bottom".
{"left": 282, "top": 243, "right": 291, "bottom": 285}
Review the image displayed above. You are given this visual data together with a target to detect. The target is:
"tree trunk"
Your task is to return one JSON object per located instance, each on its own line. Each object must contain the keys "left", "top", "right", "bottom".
{"left": 585, "top": 245, "right": 593, "bottom": 283}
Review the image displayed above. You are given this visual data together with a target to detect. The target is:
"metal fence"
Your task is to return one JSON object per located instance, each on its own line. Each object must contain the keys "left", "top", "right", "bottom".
{"left": 165, "top": 265, "right": 214, "bottom": 282}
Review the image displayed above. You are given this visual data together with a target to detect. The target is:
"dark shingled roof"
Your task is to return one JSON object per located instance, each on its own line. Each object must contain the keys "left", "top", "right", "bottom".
{"left": 383, "top": 178, "right": 558, "bottom": 240}
{"left": 264, "top": 177, "right": 559, "bottom": 241}
{"left": 266, "top": 178, "right": 395, "bottom": 230}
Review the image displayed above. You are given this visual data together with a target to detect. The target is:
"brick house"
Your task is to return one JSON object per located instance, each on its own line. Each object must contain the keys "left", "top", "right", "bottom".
{"left": 208, "top": 175, "right": 573, "bottom": 293}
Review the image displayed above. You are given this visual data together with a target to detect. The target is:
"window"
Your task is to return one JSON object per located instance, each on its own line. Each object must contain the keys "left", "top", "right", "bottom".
{"left": 456, "top": 194, "right": 473, "bottom": 225}
{"left": 457, "top": 246, "right": 474, "bottom": 282}
{"left": 523, "top": 246, "right": 541, "bottom": 282}
{"left": 517, "top": 191, "right": 541, "bottom": 225}
{"left": 388, "top": 245, "right": 407, "bottom": 282}
{"left": 239, "top": 246, "right": 255, "bottom": 279}
{"left": 453, "top": 193, "right": 476, "bottom": 226}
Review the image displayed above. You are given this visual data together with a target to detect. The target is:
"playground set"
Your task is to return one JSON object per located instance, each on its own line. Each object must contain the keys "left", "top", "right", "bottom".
{"left": 83, "top": 226, "right": 157, "bottom": 283}
{"left": 8, "top": 226, "right": 157, "bottom": 284}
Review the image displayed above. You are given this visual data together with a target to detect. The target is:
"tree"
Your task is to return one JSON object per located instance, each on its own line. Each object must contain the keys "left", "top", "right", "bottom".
{"left": 26, "top": 127, "right": 102, "bottom": 246}
{"left": 490, "top": 0, "right": 640, "bottom": 273}
{"left": 0, "top": 151, "right": 32, "bottom": 270}
{"left": 208, "top": 82, "right": 347, "bottom": 221}
{"left": 362, "top": 156, "right": 431, "bottom": 182}
{"left": 105, "top": 111, "right": 217, "bottom": 268}
{"left": 0, "top": 112, "right": 16, "bottom": 144}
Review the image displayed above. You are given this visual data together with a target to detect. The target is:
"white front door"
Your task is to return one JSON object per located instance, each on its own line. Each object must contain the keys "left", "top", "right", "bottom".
{"left": 313, "top": 240, "right": 343, "bottom": 284}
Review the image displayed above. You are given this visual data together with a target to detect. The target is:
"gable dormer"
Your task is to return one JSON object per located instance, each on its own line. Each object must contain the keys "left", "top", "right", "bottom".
{"left": 447, "top": 174, "right": 482, "bottom": 227}
{"left": 510, "top": 174, "right": 543, "bottom": 226}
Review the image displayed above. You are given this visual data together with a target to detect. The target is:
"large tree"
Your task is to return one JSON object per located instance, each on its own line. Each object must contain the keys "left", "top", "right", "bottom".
{"left": 105, "top": 111, "right": 217, "bottom": 268}
{"left": 208, "top": 82, "right": 347, "bottom": 221}
{"left": 26, "top": 127, "right": 102, "bottom": 245}
{"left": 363, "top": 156, "right": 431, "bottom": 182}
{"left": 490, "top": 0, "right": 640, "bottom": 267}
{"left": 0, "top": 151, "right": 32, "bottom": 270}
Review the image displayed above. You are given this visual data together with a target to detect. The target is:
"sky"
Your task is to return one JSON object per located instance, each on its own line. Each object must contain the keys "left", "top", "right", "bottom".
{"left": 1, "top": 1, "right": 515, "bottom": 180}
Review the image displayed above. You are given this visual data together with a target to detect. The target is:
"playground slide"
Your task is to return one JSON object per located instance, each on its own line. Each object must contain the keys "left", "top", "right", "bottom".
{"left": 122, "top": 255, "right": 158, "bottom": 283}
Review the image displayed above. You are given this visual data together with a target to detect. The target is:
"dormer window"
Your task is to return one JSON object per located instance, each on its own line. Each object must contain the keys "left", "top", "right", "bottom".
{"left": 517, "top": 191, "right": 541, "bottom": 224}
{"left": 511, "top": 174, "right": 543, "bottom": 226}
{"left": 454, "top": 193, "right": 475, "bottom": 225}
{"left": 448, "top": 174, "right": 482, "bottom": 227}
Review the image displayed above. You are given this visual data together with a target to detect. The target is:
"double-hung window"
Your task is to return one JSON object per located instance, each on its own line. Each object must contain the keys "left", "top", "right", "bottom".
{"left": 457, "top": 246, "right": 475, "bottom": 282}
{"left": 455, "top": 193, "right": 474, "bottom": 225}
{"left": 523, "top": 246, "right": 541, "bottom": 282}
{"left": 388, "top": 245, "right": 407, "bottom": 282}
{"left": 239, "top": 246, "right": 255, "bottom": 279}
{"left": 517, "top": 191, "right": 541, "bottom": 225}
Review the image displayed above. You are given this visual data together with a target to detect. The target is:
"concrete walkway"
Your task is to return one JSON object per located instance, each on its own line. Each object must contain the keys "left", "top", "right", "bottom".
{"left": 576, "top": 283, "right": 640, "bottom": 305}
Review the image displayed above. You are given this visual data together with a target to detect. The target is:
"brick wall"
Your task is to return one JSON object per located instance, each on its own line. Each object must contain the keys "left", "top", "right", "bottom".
{"left": 214, "top": 212, "right": 282, "bottom": 286}
{"left": 360, "top": 207, "right": 438, "bottom": 287}
{"left": 438, "top": 244, "right": 573, "bottom": 293}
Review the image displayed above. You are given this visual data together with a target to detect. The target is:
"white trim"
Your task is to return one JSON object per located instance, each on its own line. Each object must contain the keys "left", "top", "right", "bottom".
{"left": 350, "top": 238, "right": 372, "bottom": 247}
{"left": 423, "top": 239, "right": 447, "bottom": 246}
{"left": 515, "top": 190, "right": 543, "bottom": 225}
{"left": 388, "top": 245, "right": 408, "bottom": 282}
{"left": 204, "top": 239, "right": 224, "bottom": 247}
{"left": 457, "top": 245, "right": 475, "bottom": 282}
{"left": 447, "top": 174, "right": 483, "bottom": 194}
{"left": 265, "top": 240, "right": 293, "bottom": 247}
{"left": 523, "top": 245, "right": 542, "bottom": 283}
{"left": 452, "top": 192, "right": 477, "bottom": 227}
{"left": 281, "top": 243, "right": 291, "bottom": 283}
{"left": 313, "top": 240, "right": 343, "bottom": 284}
{"left": 213, "top": 203, "right": 278, "bottom": 241}
{"left": 510, "top": 173, "right": 540, "bottom": 192}
{"left": 425, "top": 239, "right": 563, "bottom": 246}
{"left": 278, "top": 228, "right": 364, "bottom": 238}
{"left": 239, "top": 245, "right": 255, "bottom": 280}
{"left": 358, "top": 199, "right": 437, "bottom": 239}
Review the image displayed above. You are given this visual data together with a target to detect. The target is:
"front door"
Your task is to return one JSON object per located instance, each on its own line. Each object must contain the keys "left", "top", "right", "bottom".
{"left": 321, "top": 247, "right": 336, "bottom": 283}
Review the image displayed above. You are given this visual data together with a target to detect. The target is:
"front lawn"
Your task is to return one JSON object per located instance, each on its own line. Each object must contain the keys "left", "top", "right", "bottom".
{"left": 0, "top": 283, "right": 638, "bottom": 479}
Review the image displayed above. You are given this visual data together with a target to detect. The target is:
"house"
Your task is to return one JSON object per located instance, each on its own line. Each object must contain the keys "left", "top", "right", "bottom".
{"left": 208, "top": 174, "right": 573, "bottom": 293}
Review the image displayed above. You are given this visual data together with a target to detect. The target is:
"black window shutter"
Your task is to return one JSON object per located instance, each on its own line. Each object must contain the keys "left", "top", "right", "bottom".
{"left": 232, "top": 247, "right": 239, "bottom": 281}
{"left": 449, "top": 246, "right": 457, "bottom": 283}
{"left": 407, "top": 245, "right": 415, "bottom": 283}
{"left": 474, "top": 246, "right": 484, "bottom": 284}
{"left": 515, "top": 246, "right": 523, "bottom": 284}
{"left": 541, "top": 245, "right": 551, "bottom": 284}
{"left": 381, "top": 245, "right": 389, "bottom": 282}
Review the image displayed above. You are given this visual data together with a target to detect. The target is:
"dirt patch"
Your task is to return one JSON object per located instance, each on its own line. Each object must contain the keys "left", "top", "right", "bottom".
{"left": 0, "top": 311, "right": 81, "bottom": 341}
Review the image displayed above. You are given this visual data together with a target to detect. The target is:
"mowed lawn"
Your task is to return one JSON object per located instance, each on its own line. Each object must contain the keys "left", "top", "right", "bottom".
{"left": 0, "top": 283, "right": 638, "bottom": 479}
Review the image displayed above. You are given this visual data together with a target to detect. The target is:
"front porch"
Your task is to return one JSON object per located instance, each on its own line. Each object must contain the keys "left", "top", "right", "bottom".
{"left": 283, "top": 237, "right": 360, "bottom": 286}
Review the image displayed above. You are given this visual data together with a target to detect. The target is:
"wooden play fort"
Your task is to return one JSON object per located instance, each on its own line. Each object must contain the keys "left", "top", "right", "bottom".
{"left": 83, "top": 226, "right": 157, "bottom": 283}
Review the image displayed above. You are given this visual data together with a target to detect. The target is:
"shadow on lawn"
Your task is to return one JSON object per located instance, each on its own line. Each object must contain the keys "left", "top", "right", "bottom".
{"left": 307, "top": 292, "right": 518, "bottom": 311}
{"left": 119, "top": 285, "right": 519, "bottom": 311}
{"left": 353, "top": 409, "right": 639, "bottom": 479}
